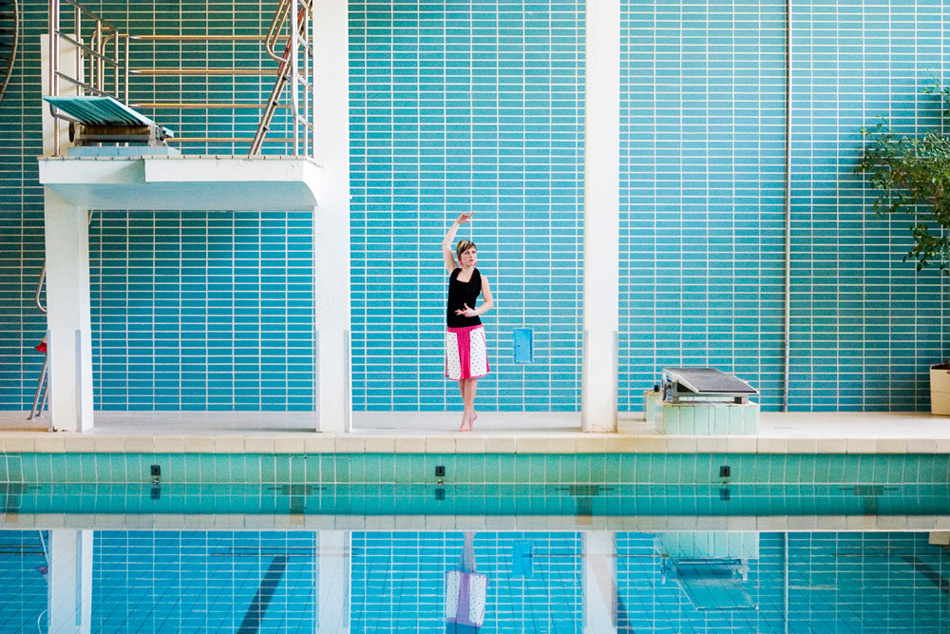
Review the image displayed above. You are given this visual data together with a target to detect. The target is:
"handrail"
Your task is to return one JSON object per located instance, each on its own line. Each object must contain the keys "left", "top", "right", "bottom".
{"left": 264, "top": 0, "right": 292, "bottom": 63}
{"left": 133, "top": 102, "right": 289, "bottom": 110}
{"left": 34, "top": 261, "right": 47, "bottom": 314}
{"left": 59, "top": 0, "right": 119, "bottom": 35}
{"left": 0, "top": 0, "right": 19, "bottom": 102}
{"left": 129, "top": 34, "right": 268, "bottom": 42}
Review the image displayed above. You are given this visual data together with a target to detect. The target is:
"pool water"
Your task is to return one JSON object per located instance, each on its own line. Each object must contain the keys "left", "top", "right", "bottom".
{"left": 1, "top": 528, "right": 948, "bottom": 633}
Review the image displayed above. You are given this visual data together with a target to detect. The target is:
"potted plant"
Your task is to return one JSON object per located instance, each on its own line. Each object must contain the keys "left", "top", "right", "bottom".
{"left": 857, "top": 79, "right": 950, "bottom": 414}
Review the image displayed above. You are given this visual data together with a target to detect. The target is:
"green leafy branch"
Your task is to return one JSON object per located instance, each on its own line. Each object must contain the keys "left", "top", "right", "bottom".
{"left": 857, "top": 80, "right": 950, "bottom": 271}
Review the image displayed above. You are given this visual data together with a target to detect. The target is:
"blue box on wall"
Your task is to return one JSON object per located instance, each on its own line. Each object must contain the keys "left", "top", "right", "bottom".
{"left": 513, "top": 328, "right": 533, "bottom": 364}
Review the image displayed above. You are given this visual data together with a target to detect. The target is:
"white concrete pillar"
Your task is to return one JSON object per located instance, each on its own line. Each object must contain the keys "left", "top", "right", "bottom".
{"left": 581, "top": 531, "right": 617, "bottom": 634}
{"left": 47, "top": 530, "right": 93, "bottom": 634}
{"left": 44, "top": 190, "right": 94, "bottom": 432}
{"left": 313, "top": 0, "right": 352, "bottom": 433}
{"left": 41, "top": 32, "right": 91, "bottom": 432}
{"left": 317, "top": 530, "right": 350, "bottom": 634}
{"left": 581, "top": 0, "right": 621, "bottom": 432}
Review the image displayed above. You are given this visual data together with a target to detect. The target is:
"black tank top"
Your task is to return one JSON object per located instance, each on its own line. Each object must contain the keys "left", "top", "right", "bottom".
{"left": 446, "top": 267, "right": 482, "bottom": 328}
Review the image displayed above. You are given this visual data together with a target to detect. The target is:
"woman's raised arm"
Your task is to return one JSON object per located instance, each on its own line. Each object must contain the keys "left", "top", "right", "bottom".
{"left": 441, "top": 212, "right": 472, "bottom": 273}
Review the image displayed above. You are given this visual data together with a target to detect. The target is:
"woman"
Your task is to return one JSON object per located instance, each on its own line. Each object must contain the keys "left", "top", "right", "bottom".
{"left": 442, "top": 212, "right": 494, "bottom": 432}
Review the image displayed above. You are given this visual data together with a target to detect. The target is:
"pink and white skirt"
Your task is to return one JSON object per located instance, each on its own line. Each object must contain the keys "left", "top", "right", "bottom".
{"left": 445, "top": 325, "right": 490, "bottom": 380}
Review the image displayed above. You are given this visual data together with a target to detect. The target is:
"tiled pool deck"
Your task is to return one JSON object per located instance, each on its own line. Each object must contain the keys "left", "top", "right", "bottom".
{"left": 1, "top": 411, "right": 949, "bottom": 454}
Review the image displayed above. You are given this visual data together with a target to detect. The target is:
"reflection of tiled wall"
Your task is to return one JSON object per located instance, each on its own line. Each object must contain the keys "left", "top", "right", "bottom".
{"left": 92, "top": 531, "right": 317, "bottom": 633}
{"left": 785, "top": 532, "right": 950, "bottom": 633}
{"left": 617, "top": 531, "right": 950, "bottom": 633}
{"left": 348, "top": 1, "right": 585, "bottom": 411}
{"left": 351, "top": 531, "right": 582, "bottom": 633}
{"left": 0, "top": 530, "right": 947, "bottom": 631}
{"left": 0, "top": 531, "right": 47, "bottom": 631}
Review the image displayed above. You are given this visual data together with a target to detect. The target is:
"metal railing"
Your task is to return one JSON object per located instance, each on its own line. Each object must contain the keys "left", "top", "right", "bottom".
{"left": 29, "top": 259, "right": 48, "bottom": 420}
{"left": 47, "top": 0, "right": 316, "bottom": 157}
{"left": 0, "top": 0, "right": 19, "bottom": 102}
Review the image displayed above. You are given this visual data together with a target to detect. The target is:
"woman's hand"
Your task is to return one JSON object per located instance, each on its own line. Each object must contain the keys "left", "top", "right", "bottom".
{"left": 455, "top": 303, "right": 478, "bottom": 318}
{"left": 456, "top": 212, "right": 473, "bottom": 225}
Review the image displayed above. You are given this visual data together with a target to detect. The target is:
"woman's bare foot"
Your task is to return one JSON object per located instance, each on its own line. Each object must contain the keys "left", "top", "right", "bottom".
{"left": 459, "top": 409, "right": 474, "bottom": 432}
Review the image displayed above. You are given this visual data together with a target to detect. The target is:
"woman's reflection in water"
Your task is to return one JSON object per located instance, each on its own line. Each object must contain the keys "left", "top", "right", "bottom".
{"left": 445, "top": 531, "right": 488, "bottom": 633}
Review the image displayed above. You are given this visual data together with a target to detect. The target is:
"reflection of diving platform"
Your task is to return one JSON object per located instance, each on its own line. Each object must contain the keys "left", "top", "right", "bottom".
{"left": 658, "top": 531, "right": 758, "bottom": 612}
{"left": 662, "top": 558, "right": 754, "bottom": 611}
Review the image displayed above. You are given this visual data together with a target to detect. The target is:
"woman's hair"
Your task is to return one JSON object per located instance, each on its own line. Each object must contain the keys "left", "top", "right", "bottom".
{"left": 456, "top": 239, "right": 476, "bottom": 260}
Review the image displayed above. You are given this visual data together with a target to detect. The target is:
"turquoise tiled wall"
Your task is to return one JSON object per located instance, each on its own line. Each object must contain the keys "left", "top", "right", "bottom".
{"left": 2, "top": 1, "right": 949, "bottom": 412}
{"left": 787, "top": 1, "right": 950, "bottom": 410}
{"left": 620, "top": 0, "right": 950, "bottom": 411}
{"left": 89, "top": 210, "right": 315, "bottom": 410}
{"left": 348, "top": 1, "right": 585, "bottom": 410}
{"left": 621, "top": 0, "right": 787, "bottom": 410}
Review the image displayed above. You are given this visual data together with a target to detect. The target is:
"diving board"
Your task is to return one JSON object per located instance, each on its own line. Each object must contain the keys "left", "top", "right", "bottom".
{"left": 662, "top": 367, "right": 758, "bottom": 404}
{"left": 44, "top": 95, "right": 173, "bottom": 145}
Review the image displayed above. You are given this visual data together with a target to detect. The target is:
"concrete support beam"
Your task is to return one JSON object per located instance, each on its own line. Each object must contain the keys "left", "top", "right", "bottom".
{"left": 582, "top": 0, "right": 621, "bottom": 432}
{"left": 313, "top": 0, "right": 352, "bottom": 432}
{"left": 582, "top": 531, "right": 617, "bottom": 634}
{"left": 44, "top": 190, "right": 94, "bottom": 432}
{"left": 48, "top": 530, "right": 93, "bottom": 634}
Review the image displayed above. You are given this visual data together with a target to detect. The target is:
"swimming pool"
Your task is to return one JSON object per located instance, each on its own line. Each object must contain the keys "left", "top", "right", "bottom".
{"left": 1, "top": 451, "right": 948, "bottom": 632}
{"left": 1, "top": 528, "right": 948, "bottom": 633}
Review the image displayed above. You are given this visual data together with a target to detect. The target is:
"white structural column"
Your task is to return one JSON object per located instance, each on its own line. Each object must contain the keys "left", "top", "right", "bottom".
{"left": 582, "top": 531, "right": 617, "bottom": 633}
{"left": 48, "top": 530, "right": 93, "bottom": 634}
{"left": 582, "top": 0, "right": 621, "bottom": 432}
{"left": 41, "top": 34, "right": 92, "bottom": 432}
{"left": 312, "top": 0, "right": 352, "bottom": 432}
{"left": 44, "top": 190, "right": 94, "bottom": 432}
{"left": 317, "top": 530, "right": 351, "bottom": 633}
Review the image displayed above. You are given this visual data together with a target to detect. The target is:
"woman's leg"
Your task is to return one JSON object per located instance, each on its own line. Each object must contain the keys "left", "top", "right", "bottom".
{"left": 460, "top": 531, "right": 477, "bottom": 572}
{"left": 459, "top": 377, "right": 478, "bottom": 431}
{"left": 458, "top": 379, "right": 469, "bottom": 431}
{"left": 467, "top": 378, "right": 478, "bottom": 424}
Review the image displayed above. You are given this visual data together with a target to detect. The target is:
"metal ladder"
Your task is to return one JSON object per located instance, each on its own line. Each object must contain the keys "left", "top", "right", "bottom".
{"left": 250, "top": 0, "right": 314, "bottom": 156}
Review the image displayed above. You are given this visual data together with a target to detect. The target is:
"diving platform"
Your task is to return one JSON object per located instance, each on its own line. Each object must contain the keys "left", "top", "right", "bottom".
{"left": 38, "top": 154, "right": 321, "bottom": 211}
{"left": 37, "top": 153, "right": 339, "bottom": 436}
{"left": 34, "top": 0, "right": 352, "bottom": 436}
